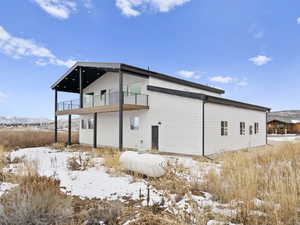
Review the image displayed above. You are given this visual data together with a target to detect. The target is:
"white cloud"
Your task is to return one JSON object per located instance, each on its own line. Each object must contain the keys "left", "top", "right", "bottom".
{"left": 297, "top": 17, "right": 300, "bottom": 24}
{"left": 177, "top": 70, "right": 201, "bottom": 80}
{"left": 249, "top": 55, "right": 272, "bottom": 66}
{"left": 0, "top": 25, "right": 75, "bottom": 67}
{"left": 83, "top": 0, "right": 93, "bottom": 9}
{"left": 210, "top": 76, "right": 233, "bottom": 84}
{"left": 34, "top": 0, "right": 77, "bottom": 19}
{"left": 0, "top": 91, "right": 8, "bottom": 103}
{"left": 237, "top": 81, "right": 248, "bottom": 86}
{"left": 115, "top": 0, "right": 191, "bottom": 17}
{"left": 177, "top": 70, "right": 195, "bottom": 78}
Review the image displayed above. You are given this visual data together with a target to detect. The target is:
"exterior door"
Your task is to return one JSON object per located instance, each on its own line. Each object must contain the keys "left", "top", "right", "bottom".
{"left": 152, "top": 126, "right": 159, "bottom": 150}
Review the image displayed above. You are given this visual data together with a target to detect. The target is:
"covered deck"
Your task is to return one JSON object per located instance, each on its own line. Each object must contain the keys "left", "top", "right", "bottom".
{"left": 51, "top": 62, "right": 150, "bottom": 149}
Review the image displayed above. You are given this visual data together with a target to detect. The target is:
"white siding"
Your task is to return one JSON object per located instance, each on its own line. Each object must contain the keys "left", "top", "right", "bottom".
{"left": 79, "top": 92, "right": 204, "bottom": 155}
{"left": 204, "top": 103, "right": 266, "bottom": 155}
{"left": 149, "top": 77, "right": 222, "bottom": 97}
{"left": 79, "top": 71, "right": 267, "bottom": 156}
{"left": 146, "top": 92, "right": 203, "bottom": 155}
{"left": 83, "top": 72, "right": 148, "bottom": 96}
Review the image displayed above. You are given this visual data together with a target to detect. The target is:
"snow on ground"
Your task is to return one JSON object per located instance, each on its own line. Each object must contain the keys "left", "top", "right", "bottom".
{"left": 3, "top": 147, "right": 265, "bottom": 225}
{"left": 7, "top": 147, "right": 161, "bottom": 201}
{"left": 268, "top": 136, "right": 300, "bottom": 142}
{"left": 0, "top": 182, "right": 18, "bottom": 197}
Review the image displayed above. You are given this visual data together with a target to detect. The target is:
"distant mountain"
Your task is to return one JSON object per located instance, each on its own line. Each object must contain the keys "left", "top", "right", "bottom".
{"left": 0, "top": 116, "right": 53, "bottom": 125}
{"left": 268, "top": 110, "right": 300, "bottom": 122}
{"left": 0, "top": 116, "right": 80, "bottom": 131}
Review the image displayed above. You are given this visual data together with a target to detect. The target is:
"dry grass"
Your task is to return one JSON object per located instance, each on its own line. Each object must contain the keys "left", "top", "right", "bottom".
{"left": 0, "top": 175, "right": 73, "bottom": 225}
{"left": 0, "top": 129, "right": 79, "bottom": 151}
{"left": 201, "top": 142, "right": 300, "bottom": 225}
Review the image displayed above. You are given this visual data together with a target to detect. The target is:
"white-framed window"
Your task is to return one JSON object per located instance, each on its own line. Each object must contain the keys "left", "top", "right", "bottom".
{"left": 240, "top": 122, "right": 246, "bottom": 135}
{"left": 81, "top": 120, "right": 87, "bottom": 129}
{"left": 88, "top": 119, "right": 94, "bottom": 129}
{"left": 249, "top": 125, "right": 253, "bottom": 135}
{"left": 254, "top": 122, "right": 259, "bottom": 134}
{"left": 221, "top": 121, "right": 228, "bottom": 136}
{"left": 130, "top": 117, "right": 140, "bottom": 130}
{"left": 128, "top": 82, "right": 142, "bottom": 95}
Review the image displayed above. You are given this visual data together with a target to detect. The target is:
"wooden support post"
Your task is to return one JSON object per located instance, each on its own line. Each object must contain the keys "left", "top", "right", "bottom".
{"left": 54, "top": 89, "right": 58, "bottom": 143}
{"left": 68, "top": 114, "right": 72, "bottom": 145}
{"left": 93, "top": 113, "right": 97, "bottom": 148}
{"left": 79, "top": 67, "right": 83, "bottom": 108}
{"left": 119, "top": 70, "right": 124, "bottom": 151}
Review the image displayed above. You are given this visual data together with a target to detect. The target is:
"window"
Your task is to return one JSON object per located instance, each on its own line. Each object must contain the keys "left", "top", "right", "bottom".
{"left": 240, "top": 122, "right": 245, "bottom": 135}
{"left": 221, "top": 121, "right": 228, "bottom": 136}
{"left": 81, "top": 120, "right": 87, "bottom": 129}
{"left": 249, "top": 125, "right": 253, "bottom": 135}
{"left": 130, "top": 117, "right": 140, "bottom": 130}
{"left": 128, "top": 82, "right": 142, "bottom": 94}
{"left": 254, "top": 123, "right": 259, "bottom": 134}
{"left": 88, "top": 119, "right": 94, "bottom": 129}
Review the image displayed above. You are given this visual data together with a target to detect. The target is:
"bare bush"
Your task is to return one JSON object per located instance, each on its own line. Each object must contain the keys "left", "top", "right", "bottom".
{"left": 83, "top": 201, "right": 122, "bottom": 225}
{"left": 67, "top": 154, "right": 93, "bottom": 171}
{"left": 0, "top": 175, "right": 73, "bottom": 225}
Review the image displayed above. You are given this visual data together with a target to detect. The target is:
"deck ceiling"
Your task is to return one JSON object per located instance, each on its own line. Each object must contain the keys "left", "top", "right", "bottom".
{"left": 54, "top": 67, "right": 107, "bottom": 93}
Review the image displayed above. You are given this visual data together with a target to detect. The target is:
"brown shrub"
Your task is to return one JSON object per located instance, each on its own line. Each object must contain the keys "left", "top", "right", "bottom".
{"left": 67, "top": 155, "right": 93, "bottom": 171}
{"left": 0, "top": 175, "right": 73, "bottom": 225}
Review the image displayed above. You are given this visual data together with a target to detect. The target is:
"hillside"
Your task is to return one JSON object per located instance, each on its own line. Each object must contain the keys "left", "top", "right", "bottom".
{"left": 0, "top": 116, "right": 52, "bottom": 125}
{"left": 268, "top": 110, "right": 300, "bottom": 122}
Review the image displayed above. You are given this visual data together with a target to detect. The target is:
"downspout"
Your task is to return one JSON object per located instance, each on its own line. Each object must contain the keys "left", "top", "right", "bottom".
{"left": 119, "top": 69, "right": 124, "bottom": 150}
{"left": 202, "top": 97, "right": 207, "bottom": 156}
{"left": 266, "top": 110, "right": 269, "bottom": 145}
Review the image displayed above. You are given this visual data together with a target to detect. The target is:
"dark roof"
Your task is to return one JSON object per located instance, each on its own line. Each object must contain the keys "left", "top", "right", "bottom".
{"left": 147, "top": 85, "right": 270, "bottom": 112}
{"left": 51, "top": 62, "right": 225, "bottom": 94}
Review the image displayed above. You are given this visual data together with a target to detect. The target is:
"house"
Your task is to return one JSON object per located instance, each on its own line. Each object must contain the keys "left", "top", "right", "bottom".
{"left": 268, "top": 119, "right": 300, "bottom": 134}
{"left": 51, "top": 62, "right": 270, "bottom": 156}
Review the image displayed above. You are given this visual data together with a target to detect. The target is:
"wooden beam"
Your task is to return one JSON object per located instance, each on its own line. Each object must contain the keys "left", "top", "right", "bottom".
{"left": 55, "top": 104, "right": 149, "bottom": 116}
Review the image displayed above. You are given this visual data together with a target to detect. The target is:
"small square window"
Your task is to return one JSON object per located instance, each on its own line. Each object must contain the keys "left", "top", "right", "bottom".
{"left": 81, "top": 120, "right": 87, "bottom": 129}
{"left": 249, "top": 125, "right": 253, "bottom": 135}
{"left": 130, "top": 117, "right": 140, "bottom": 130}
{"left": 240, "top": 122, "right": 245, "bottom": 135}
{"left": 88, "top": 119, "right": 94, "bottom": 129}
{"left": 254, "top": 122, "right": 259, "bottom": 134}
{"left": 221, "top": 121, "right": 228, "bottom": 136}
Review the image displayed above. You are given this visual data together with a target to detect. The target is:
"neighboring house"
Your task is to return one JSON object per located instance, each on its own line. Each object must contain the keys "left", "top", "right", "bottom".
{"left": 268, "top": 119, "right": 300, "bottom": 134}
{"left": 51, "top": 62, "right": 270, "bottom": 156}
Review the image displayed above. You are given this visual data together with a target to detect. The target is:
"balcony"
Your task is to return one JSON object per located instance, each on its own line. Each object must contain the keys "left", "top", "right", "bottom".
{"left": 56, "top": 92, "right": 149, "bottom": 115}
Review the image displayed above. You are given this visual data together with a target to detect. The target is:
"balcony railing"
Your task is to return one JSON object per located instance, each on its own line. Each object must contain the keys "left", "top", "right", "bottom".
{"left": 57, "top": 92, "right": 149, "bottom": 111}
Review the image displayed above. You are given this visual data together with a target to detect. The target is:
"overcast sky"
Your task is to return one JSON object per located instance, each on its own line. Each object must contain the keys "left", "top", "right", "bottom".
{"left": 1, "top": 0, "right": 300, "bottom": 118}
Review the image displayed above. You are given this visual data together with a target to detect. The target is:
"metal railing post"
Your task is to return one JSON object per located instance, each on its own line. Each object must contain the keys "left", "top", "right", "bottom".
{"left": 135, "top": 93, "right": 137, "bottom": 105}
{"left": 146, "top": 95, "right": 149, "bottom": 106}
